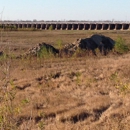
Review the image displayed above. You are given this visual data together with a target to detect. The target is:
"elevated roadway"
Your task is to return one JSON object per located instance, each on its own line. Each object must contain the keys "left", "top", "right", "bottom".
{"left": 0, "top": 21, "right": 130, "bottom": 30}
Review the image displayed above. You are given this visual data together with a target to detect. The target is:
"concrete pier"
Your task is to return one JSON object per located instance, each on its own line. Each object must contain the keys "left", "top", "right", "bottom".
{"left": 0, "top": 21, "right": 130, "bottom": 30}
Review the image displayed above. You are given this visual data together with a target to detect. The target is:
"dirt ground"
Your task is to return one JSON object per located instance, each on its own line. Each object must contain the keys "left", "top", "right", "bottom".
{"left": 0, "top": 30, "right": 130, "bottom": 130}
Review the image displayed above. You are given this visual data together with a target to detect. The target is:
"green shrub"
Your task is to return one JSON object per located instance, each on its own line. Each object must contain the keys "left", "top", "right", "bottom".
{"left": 56, "top": 39, "right": 63, "bottom": 50}
{"left": 0, "top": 24, "right": 3, "bottom": 28}
{"left": 37, "top": 46, "right": 54, "bottom": 59}
{"left": 49, "top": 25, "right": 53, "bottom": 30}
{"left": 114, "top": 37, "right": 129, "bottom": 54}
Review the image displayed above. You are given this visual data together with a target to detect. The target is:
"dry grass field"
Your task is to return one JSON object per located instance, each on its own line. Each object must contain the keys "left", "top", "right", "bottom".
{"left": 0, "top": 30, "right": 130, "bottom": 130}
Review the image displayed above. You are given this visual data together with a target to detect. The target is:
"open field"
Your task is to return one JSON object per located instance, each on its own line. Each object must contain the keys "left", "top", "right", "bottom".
{"left": 1, "top": 30, "right": 130, "bottom": 51}
{"left": 0, "top": 30, "right": 130, "bottom": 130}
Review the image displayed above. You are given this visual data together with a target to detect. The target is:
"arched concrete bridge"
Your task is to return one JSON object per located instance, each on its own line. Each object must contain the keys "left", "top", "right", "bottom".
{"left": 0, "top": 21, "right": 130, "bottom": 30}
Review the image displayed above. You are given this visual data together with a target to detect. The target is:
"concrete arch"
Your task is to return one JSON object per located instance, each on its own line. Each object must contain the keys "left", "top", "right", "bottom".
{"left": 116, "top": 24, "right": 122, "bottom": 30}
{"left": 36, "top": 24, "right": 41, "bottom": 29}
{"left": 78, "top": 24, "right": 84, "bottom": 30}
{"left": 96, "top": 24, "right": 102, "bottom": 30}
{"left": 31, "top": 24, "right": 36, "bottom": 28}
{"left": 46, "top": 24, "right": 56, "bottom": 30}
{"left": 51, "top": 24, "right": 56, "bottom": 30}
{"left": 67, "top": 24, "right": 72, "bottom": 30}
{"left": 18, "top": 24, "right": 22, "bottom": 28}
{"left": 102, "top": 24, "right": 109, "bottom": 30}
{"left": 45, "top": 24, "right": 50, "bottom": 30}
{"left": 56, "top": 24, "right": 61, "bottom": 30}
{"left": 123, "top": 24, "right": 129, "bottom": 30}
{"left": 72, "top": 24, "right": 78, "bottom": 30}
{"left": 61, "top": 24, "right": 67, "bottom": 30}
{"left": 23, "top": 24, "right": 27, "bottom": 28}
{"left": 109, "top": 24, "right": 116, "bottom": 30}
{"left": 90, "top": 24, "right": 96, "bottom": 30}
{"left": 27, "top": 24, "right": 31, "bottom": 28}
{"left": 84, "top": 24, "right": 90, "bottom": 30}
{"left": 41, "top": 24, "right": 46, "bottom": 29}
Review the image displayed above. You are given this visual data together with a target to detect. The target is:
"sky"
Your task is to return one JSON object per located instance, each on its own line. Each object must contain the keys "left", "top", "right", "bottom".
{"left": 0, "top": 0, "right": 130, "bottom": 21}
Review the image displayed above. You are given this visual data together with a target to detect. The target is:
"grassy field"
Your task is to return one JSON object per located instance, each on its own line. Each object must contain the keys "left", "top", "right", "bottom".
{"left": 1, "top": 30, "right": 130, "bottom": 47}
{"left": 0, "top": 30, "right": 130, "bottom": 130}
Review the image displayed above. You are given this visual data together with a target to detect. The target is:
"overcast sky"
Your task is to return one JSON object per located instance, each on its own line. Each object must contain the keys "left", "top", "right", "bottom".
{"left": 0, "top": 0, "right": 130, "bottom": 21}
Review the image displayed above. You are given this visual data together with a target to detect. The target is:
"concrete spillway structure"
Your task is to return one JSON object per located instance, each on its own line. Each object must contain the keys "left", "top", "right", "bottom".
{"left": 0, "top": 21, "right": 130, "bottom": 30}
